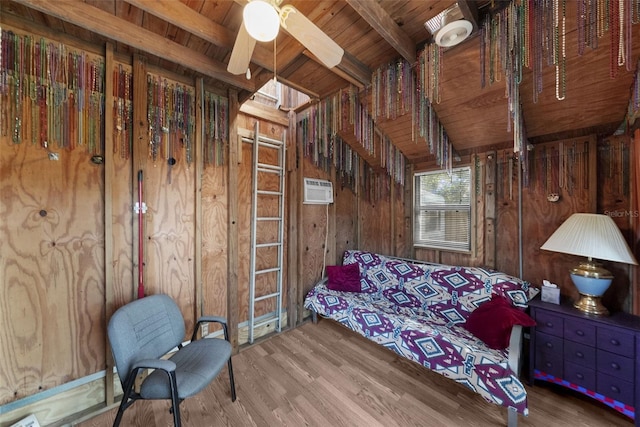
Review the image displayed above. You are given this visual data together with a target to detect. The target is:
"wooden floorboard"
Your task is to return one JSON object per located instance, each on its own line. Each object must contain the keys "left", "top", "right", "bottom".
{"left": 75, "top": 319, "right": 632, "bottom": 426}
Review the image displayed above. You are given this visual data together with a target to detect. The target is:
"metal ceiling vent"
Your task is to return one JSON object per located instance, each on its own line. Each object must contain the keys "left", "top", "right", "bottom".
{"left": 424, "top": 4, "right": 473, "bottom": 48}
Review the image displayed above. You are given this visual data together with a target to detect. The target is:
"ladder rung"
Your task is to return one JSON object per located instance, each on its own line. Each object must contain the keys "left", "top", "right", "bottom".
{"left": 256, "top": 267, "right": 281, "bottom": 275}
{"left": 257, "top": 168, "right": 282, "bottom": 175}
{"left": 257, "top": 190, "right": 283, "bottom": 196}
{"left": 257, "top": 162, "right": 283, "bottom": 171}
{"left": 253, "top": 317, "right": 280, "bottom": 329}
{"left": 255, "top": 292, "right": 280, "bottom": 302}
{"left": 257, "top": 217, "right": 282, "bottom": 221}
{"left": 256, "top": 242, "right": 282, "bottom": 248}
{"left": 258, "top": 138, "right": 284, "bottom": 147}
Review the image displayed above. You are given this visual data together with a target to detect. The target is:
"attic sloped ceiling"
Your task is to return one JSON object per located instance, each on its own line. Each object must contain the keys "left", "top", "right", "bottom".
{"left": 2, "top": 0, "right": 640, "bottom": 164}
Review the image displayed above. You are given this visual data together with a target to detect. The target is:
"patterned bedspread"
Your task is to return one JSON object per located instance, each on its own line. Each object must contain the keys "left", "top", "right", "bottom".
{"left": 303, "top": 250, "right": 539, "bottom": 416}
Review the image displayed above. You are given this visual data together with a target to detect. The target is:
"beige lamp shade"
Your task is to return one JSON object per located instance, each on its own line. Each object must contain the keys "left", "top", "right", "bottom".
{"left": 540, "top": 213, "right": 638, "bottom": 265}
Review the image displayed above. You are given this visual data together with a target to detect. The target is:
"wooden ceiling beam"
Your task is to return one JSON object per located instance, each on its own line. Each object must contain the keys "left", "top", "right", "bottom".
{"left": 345, "top": 0, "right": 416, "bottom": 63}
{"left": 12, "top": 0, "right": 256, "bottom": 92}
{"left": 124, "top": 0, "right": 274, "bottom": 70}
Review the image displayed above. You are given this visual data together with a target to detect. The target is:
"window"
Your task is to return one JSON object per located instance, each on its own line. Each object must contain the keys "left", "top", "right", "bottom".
{"left": 414, "top": 167, "right": 472, "bottom": 251}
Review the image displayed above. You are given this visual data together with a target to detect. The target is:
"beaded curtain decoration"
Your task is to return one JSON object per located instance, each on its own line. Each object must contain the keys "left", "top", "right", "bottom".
{"left": 146, "top": 74, "right": 195, "bottom": 166}
{"left": 113, "top": 63, "right": 133, "bottom": 159}
{"left": 203, "top": 91, "right": 228, "bottom": 167}
{"left": 0, "top": 28, "right": 104, "bottom": 154}
{"left": 299, "top": 85, "right": 406, "bottom": 187}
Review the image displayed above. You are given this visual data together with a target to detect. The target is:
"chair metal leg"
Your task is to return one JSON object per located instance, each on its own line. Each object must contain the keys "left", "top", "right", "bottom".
{"left": 227, "top": 356, "right": 237, "bottom": 402}
{"left": 113, "top": 372, "right": 138, "bottom": 427}
{"left": 168, "top": 371, "right": 181, "bottom": 427}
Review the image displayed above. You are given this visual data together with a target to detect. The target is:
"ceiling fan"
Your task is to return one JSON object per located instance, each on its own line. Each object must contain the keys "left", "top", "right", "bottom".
{"left": 227, "top": 0, "right": 344, "bottom": 76}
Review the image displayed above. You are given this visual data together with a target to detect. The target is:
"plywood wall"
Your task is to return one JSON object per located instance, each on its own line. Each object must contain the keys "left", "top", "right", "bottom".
{"left": 0, "top": 140, "right": 105, "bottom": 404}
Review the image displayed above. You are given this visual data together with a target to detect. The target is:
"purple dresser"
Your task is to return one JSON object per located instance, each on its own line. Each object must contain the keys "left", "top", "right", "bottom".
{"left": 529, "top": 297, "right": 640, "bottom": 425}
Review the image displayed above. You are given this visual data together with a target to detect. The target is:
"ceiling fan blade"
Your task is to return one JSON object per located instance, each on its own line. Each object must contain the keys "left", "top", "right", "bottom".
{"left": 227, "top": 22, "right": 257, "bottom": 75}
{"left": 280, "top": 5, "right": 344, "bottom": 69}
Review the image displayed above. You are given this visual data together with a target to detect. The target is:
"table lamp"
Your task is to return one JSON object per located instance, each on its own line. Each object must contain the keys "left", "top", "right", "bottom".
{"left": 540, "top": 213, "right": 638, "bottom": 315}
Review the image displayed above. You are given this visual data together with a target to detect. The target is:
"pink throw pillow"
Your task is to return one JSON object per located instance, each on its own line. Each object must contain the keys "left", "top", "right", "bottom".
{"left": 464, "top": 295, "right": 536, "bottom": 349}
{"left": 326, "top": 263, "right": 361, "bottom": 292}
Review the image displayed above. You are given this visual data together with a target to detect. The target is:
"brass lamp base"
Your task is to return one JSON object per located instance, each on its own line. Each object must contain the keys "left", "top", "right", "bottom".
{"left": 573, "top": 294, "right": 609, "bottom": 316}
{"left": 570, "top": 260, "right": 613, "bottom": 316}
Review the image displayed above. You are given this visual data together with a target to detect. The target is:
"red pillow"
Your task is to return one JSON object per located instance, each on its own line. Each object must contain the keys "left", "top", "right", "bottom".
{"left": 326, "top": 263, "right": 361, "bottom": 292}
{"left": 464, "top": 295, "right": 536, "bottom": 349}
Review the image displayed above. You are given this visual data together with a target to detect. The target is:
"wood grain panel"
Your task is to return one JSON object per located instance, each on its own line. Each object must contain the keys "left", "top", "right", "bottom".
{"left": 359, "top": 177, "right": 392, "bottom": 255}
{"left": 237, "top": 142, "right": 253, "bottom": 323}
{"left": 510, "top": 138, "right": 593, "bottom": 295}
{"left": 110, "top": 63, "right": 135, "bottom": 310}
{"left": 597, "top": 135, "right": 634, "bottom": 312}
{"left": 334, "top": 184, "right": 357, "bottom": 264}
{"left": 142, "top": 153, "right": 197, "bottom": 331}
{"left": 201, "top": 162, "right": 229, "bottom": 321}
{"left": 0, "top": 140, "right": 105, "bottom": 404}
{"left": 140, "top": 76, "right": 197, "bottom": 332}
{"left": 300, "top": 157, "right": 332, "bottom": 297}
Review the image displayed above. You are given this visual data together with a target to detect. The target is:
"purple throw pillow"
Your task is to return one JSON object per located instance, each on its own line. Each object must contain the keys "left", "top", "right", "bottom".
{"left": 326, "top": 263, "right": 361, "bottom": 292}
{"left": 464, "top": 295, "right": 536, "bottom": 349}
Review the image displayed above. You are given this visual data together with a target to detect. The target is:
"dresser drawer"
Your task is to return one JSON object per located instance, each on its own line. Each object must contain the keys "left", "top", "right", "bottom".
{"left": 564, "top": 340, "right": 596, "bottom": 367}
{"left": 564, "top": 318, "right": 595, "bottom": 346}
{"left": 535, "top": 311, "right": 564, "bottom": 337}
{"left": 597, "top": 373, "right": 634, "bottom": 407}
{"left": 596, "top": 349, "right": 634, "bottom": 379}
{"left": 535, "top": 348, "right": 563, "bottom": 377}
{"left": 597, "top": 326, "right": 635, "bottom": 358}
{"left": 564, "top": 360, "right": 596, "bottom": 390}
{"left": 536, "top": 332, "right": 563, "bottom": 354}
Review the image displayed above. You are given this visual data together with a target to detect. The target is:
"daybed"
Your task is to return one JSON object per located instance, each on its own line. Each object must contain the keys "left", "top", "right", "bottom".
{"left": 304, "top": 250, "right": 539, "bottom": 426}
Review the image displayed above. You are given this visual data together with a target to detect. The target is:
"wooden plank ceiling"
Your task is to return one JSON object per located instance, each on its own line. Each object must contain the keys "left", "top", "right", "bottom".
{"left": 2, "top": 0, "right": 639, "bottom": 165}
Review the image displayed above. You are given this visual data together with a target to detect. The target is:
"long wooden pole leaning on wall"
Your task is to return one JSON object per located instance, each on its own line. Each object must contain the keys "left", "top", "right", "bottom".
{"left": 227, "top": 89, "right": 240, "bottom": 352}
{"left": 633, "top": 129, "right": 640, "bottom": 314}
{"left": 296, "top": 116, "right": 305, "bottom": 325}
{"left": 104, "top": 42, "right": 115, "bottom": 406}
{"left": 405, "top": 163, "right": 414, "bottom": 259}
{"left": 328, "top": 167, "right": 337, "bottom": 264}
{"left": 133, "top": 55, "right": 147, "bottom": 299}
{"left": 390, "top": 176, "right": 396, "bottom": 256}
{"left": 287, "top": 110, "right": 300, "bottom": 328}
{"left": 484, "top": 151, "right": 496, "bottom": 269}
{"left": 356, "top": 160, "right": 362, "bottom": 248}
{"left": 195, "top": 78, "right": 204, "bottom": 325}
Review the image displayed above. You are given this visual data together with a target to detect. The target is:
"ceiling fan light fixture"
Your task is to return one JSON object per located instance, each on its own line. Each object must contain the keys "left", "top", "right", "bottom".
{"left": 243, "top": 0, "right": 280, "bottom": 42}
{"left": 435, "top": 19, "right": 472, "bottom": 47}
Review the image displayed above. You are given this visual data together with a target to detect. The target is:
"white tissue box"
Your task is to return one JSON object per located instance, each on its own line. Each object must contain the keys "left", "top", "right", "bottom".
{"left": 541, "top": 285, "right": 560, "bottom": 304}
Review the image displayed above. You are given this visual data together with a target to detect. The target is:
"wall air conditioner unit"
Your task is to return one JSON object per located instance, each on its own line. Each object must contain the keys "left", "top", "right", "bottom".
{"left": 303, "top": 178, "right": 334, "bottom": 204}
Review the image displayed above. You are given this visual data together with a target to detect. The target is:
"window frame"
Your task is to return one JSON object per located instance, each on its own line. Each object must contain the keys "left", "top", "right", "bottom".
{"left": 413, "top": 166, "right": 473, "bottom": 253}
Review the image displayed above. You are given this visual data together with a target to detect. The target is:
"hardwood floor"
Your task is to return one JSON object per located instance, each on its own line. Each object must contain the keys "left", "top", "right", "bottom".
{"left": 75, "top": 319, "right": 632, "bottom": 426}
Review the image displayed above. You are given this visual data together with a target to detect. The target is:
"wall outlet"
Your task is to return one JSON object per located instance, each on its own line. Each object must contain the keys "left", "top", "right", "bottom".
{"left": 200, "top": 323, "right": 209, "bottom": 338}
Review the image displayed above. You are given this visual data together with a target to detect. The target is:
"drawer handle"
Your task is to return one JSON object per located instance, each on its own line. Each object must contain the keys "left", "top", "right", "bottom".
{"left": 610, "top": 385, "right": 620, "bottom": 394}
{"left": 610, "top": 338, "right": 620, "bottom": 346}
{"left": 545, "top": 342, "right": 554, "bottom": 349}
{"left": 576, "top": 373, "right": 584, "bottom": 379}
{"left": 575, "top": 351, "right": 584, "bottom": 358}
{"left": 545, "top": 362, "right": 552, "bottom": 368}
{"left": 575, "top": 330, "right": 584, "bottom": 336}
{"left": 545, "top": 322, "right": 554, "bottom": 328}
{"left": 611, "top": 362, "right": 620, "bottom": 370}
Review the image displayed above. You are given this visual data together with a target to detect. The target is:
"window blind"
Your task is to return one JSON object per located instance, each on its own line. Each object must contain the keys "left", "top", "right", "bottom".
{"left": 414, "top": 167, "right": 472, "bottom": 251}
